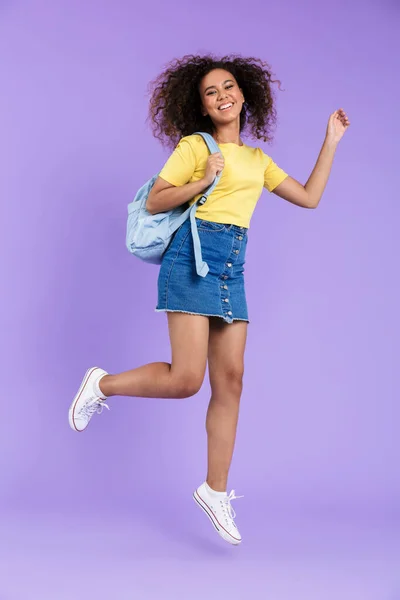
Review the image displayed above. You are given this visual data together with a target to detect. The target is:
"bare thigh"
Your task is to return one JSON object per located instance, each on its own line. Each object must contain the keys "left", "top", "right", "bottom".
{"left": 168, "top": 312, "right": 210, "bottom": 395}
{"left": 99, "top": 312, "right": 210, "bottom": 399}
{"left": 208, "top": 318, "right": 248, "bottom": 394}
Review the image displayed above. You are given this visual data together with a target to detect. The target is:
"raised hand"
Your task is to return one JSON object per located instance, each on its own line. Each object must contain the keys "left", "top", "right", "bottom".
{"left": 326, "top": 108, "right": 350, "bottom": 145}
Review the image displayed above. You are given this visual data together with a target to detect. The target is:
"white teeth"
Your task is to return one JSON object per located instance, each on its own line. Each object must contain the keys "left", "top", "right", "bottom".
{"left": 219, "top": 103, "right": 233, "bottom": 111}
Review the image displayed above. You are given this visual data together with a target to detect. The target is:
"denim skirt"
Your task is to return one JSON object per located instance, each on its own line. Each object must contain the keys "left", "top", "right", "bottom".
{"left": 156, "top": 218, "right": 249, "bottom": 324}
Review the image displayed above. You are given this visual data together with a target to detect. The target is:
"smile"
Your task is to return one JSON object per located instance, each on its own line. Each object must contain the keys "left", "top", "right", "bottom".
{"left": 218, "top": 103, "right": 233, "bottom": 111}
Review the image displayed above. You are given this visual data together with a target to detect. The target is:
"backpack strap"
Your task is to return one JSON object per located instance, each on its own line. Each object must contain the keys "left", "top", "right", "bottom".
{"left": 166, "top": 131, "right": 221, "bottom": 277}
{"left": 189, "top": 132, "right": 223, "bottom": 277}
{"left": 167, "top": 132, "right": 223, "bottom": 277}
{"left": 193, "top": 132, "right": 221, "bottom": 203}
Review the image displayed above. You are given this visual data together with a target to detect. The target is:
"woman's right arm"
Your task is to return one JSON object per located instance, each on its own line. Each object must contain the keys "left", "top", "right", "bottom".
{"left": 146, "top": 152, "right": 225, "bottom": 214}
{"left": 146, "top": 176, "right": 210, "bottom": 215}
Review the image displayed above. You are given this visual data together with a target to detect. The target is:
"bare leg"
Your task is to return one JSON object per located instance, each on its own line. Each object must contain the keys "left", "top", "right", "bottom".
{"left": 99, "top": 313, "right": 209, "bottom": 399}
{"left": 205, "top": 318, "right": 247, "bottom": 492}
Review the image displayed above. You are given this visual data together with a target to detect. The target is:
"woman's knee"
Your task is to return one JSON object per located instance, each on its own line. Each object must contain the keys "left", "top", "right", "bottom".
{"left": 173, "top": 372, "right": 204, "bottom": 399}
{"left": 210, "top": 365, "right": 244, "bottom": 395}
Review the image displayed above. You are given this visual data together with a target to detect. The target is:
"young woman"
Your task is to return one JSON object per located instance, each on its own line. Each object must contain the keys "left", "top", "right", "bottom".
{"left": 69, "top": 54, "right": 350, "bottom": 546}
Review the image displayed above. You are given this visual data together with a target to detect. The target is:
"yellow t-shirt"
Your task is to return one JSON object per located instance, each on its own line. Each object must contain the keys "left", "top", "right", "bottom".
{"left": 158, "top": 134, "right": 288, "bottom": 229}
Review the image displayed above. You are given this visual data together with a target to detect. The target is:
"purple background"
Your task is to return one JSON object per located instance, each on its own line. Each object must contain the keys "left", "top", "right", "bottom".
{"left": 1, "top": 0, "right": 399, "bottom": 598}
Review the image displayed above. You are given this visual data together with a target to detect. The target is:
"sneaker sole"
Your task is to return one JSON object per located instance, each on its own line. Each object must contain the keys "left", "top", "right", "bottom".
{"left": 193, "top": 490, "right": 241, "bottom": 545}
{"left": 68, "top": 367, "right": 99, "bottom": 432}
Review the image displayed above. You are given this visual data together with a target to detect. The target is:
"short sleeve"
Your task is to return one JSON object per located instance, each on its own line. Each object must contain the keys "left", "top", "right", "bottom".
{"left": 158, "top": 137, "right": 197, "bottom": 187}
{"left": 264, "top": 156, "right": 288, "bottom": 192}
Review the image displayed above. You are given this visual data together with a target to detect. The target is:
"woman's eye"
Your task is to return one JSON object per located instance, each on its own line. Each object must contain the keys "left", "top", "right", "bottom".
{"left": 206, "top": 84, "right": 234, "bottom": 96}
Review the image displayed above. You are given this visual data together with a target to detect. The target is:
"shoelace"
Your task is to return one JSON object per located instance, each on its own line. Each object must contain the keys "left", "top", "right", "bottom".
{"left": 80, "top": 397, "right": 110, "bottom": 419}
{"left": 222, "top": 489, "right": 244, "bottom": 521}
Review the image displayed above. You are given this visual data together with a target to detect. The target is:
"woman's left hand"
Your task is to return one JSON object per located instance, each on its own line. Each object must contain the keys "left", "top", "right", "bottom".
{"left": 326, "top": 108, "right": 350, "bottom": 145}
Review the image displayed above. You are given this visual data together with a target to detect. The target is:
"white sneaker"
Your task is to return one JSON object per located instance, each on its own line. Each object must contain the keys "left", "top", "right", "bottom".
{"left": 193, "top": 483, "right": 243, "bottom": 545}
{"left": 69, "top": 367, "right": 109, "bottom": 432}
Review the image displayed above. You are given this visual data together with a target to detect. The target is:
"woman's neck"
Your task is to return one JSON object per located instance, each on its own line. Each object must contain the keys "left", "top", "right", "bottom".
{"left": 213, "top": 124, "right": 243, "bottom": 146}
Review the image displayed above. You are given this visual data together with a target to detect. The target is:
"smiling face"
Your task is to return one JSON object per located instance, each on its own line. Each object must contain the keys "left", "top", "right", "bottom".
{"left": 199, "top": 68, "right": 245, "bottom": 126}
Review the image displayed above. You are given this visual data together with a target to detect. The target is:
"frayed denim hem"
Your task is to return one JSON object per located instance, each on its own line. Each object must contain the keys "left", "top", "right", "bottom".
{"left": 155, "top": 308, "right": 249, "bottom": 325}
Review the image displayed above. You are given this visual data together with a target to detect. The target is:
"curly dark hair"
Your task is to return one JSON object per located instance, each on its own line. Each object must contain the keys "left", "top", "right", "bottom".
{"left": 147, "top": 53, "right": 281, "bottom": 149}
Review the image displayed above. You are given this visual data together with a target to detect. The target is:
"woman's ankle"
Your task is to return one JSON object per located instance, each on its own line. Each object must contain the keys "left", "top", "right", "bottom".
{"left": 98, "top": 374, "right": 113, "bottom": 397}
{"left": 206, "top": 478, "right": 227, "bottom": 493}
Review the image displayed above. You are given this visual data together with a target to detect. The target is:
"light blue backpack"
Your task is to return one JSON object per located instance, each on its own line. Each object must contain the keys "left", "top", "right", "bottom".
{"left": 126, "top": 132, "right": 222, "bottom": 277}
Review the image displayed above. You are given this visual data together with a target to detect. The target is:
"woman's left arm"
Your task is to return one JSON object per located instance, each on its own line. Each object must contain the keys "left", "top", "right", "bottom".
{"left": 273, "top": 108, "right": 350, "bottom": 209}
